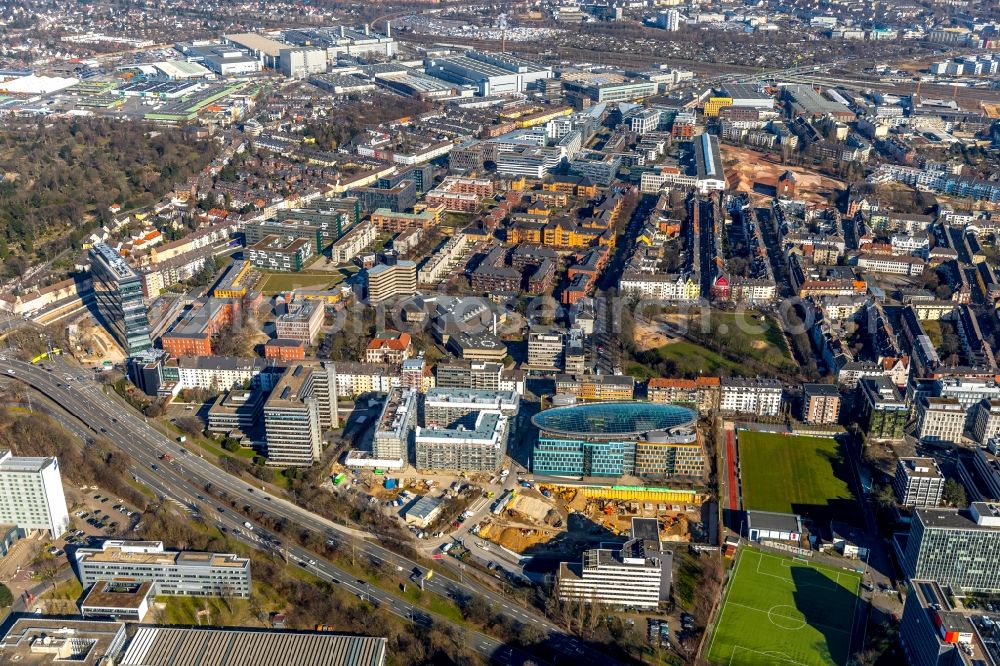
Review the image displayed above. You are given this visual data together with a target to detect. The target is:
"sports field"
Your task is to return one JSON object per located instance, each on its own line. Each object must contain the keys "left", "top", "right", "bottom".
{"left": 707, "top": 548, "right": 861, "bottom": 666}
{"left": 257, "top": 271, "right": 339, "bottom": 294}
{"left": 739, "top": 431, "right": 857, "bottom": 523}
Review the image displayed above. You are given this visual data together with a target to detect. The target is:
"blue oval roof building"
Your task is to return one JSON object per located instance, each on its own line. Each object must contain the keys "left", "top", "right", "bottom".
{"left": 531, "top": 402, "right": 703, "bottom": 479}
{"left": 532, "top": 402, "right": 697, "bottom": 440}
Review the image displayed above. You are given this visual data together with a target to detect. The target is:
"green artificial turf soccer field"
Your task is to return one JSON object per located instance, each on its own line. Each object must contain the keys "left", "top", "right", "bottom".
{"left": 706, "top": 548, "right": 861, "bottom": 666}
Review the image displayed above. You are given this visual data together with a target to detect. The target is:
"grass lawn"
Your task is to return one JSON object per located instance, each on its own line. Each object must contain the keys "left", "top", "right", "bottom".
{"left": 653, "top": 340, "right": 745, "bottom": 376}
{"left": 258, "top": 271, "right": 338, "bottom": 294}
{"left": 706, "top": 548, "right": 861, "bottom": 666}
{"left": 921, "top": 319, "right": 943, "bottom": 348}
{"left": 44, "top": 578, "right": 83, "bottom": 602}
{"left": 157, "top": 594, "right": 256, "bottom": 626}
{"left": 739, "top": 431, "right": 857, "bottom": 524}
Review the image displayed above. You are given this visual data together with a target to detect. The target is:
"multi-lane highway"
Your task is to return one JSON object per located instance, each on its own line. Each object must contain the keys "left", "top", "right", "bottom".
{"left": 4, "top": 356, "right": 609, "bottom": 665}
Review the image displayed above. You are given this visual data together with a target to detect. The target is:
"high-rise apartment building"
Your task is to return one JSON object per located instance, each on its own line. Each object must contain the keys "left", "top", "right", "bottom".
{"left": 373, "top": 387, "right": 417, "bottom": 464}
{"left": 365, "top": 261, "right": 417, "bottom": 303}
{"left": 263, "top": 365, "right": 323, "bottom": 466}
{"left": 0, "top": 449, "right": 70, "bottom": 537}
{"left": 89, "top": 242, "right": 152, "bottom": 356}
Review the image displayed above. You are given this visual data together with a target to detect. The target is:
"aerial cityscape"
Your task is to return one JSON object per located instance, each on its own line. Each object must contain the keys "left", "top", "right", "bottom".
{"left": 0, "top": 0, "right": 998, "bottom": 664}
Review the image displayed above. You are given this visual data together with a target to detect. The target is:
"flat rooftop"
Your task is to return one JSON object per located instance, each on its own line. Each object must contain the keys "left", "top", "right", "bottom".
{"left": 225, "top": 33, "right": 287, "bottom": 58}
{"left": 0, "top": 616, "right": 127, "bottom": 665}
{"left": 265, "top": 365, "right": 314, "bottom": 409}
{"left": 77, "top": 542, "right": 248, "bottom": 569}
{"left": 81, "top": 580, "right": 155, "bottom": 610}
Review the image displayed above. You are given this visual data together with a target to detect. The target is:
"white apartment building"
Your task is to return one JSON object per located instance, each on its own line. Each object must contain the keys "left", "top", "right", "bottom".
{"left": 558, "top": 518, "right": 670, "bottom": 610}
{"left": 331, "top": 221, "right": 377, "bottom": 264}
{"left": 915, "top": 397, "right": 966, "bottom": 445}
{"left": 174, "top": 357, "right": 267, "bottom": 391}
{"left": 331, "top": 362, "right": 397, "bottom": 397}
{"left": 719, "top": 378, "right": 783, "bottom": 416}
{"left": 418, "top": 233, "right": 468, "bottom": 284}
{"left": 0, "top": 450, "right": 70, "bottom": 537}
{"left": 856, "top": 253, "right": 926, "bottom": 276}
{"left": 890, "top": 233, "right": 930, "bottom": 259}
{"left": 618, "top": 274, "right": 700, "bottom": 302}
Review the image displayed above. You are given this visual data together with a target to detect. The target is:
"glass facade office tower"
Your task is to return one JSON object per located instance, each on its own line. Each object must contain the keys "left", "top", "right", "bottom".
{"left": 89, "top": 243, "right": 152, "bottom": 356}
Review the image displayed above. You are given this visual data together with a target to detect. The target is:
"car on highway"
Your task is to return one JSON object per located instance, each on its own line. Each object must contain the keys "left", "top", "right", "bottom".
{"left": 243, "top": 521, "right": 253, "bottom": 531}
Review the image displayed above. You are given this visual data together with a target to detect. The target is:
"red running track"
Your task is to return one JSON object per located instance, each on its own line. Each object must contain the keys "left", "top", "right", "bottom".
{"left": 725, "top": 429, "right": 738, "bottom": 510}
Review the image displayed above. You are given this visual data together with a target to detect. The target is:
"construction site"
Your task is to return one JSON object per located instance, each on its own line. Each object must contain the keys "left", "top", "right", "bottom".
{"left": 477, "top": 482, "right": 711, "bottom": 555}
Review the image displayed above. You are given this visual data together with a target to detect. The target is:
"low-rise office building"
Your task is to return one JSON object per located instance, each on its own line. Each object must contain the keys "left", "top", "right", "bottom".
{"left": 0, "top": 617, "right": 128, "bottom": 666}
{"left": 275, "top": 300, "right": 325, "bottom": 345}
{"left": 80, "top": 581, "right": 156, "bottom": 622}
{"left": 207, "top": 389, "right": 265, "bottom": 434}
{"left": 76, "top": 540, "right": 251, "bottom": 598}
